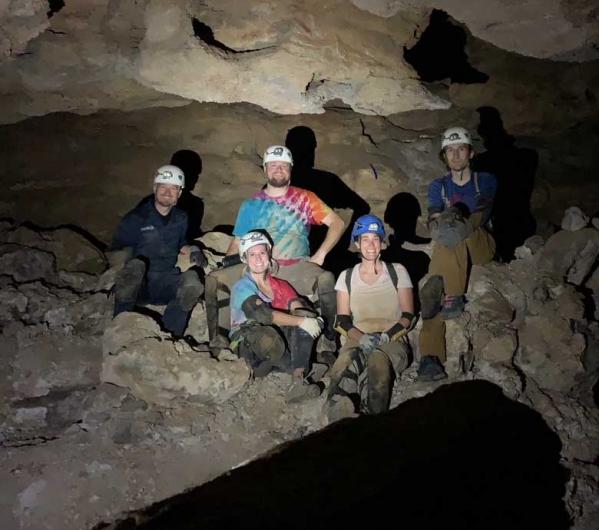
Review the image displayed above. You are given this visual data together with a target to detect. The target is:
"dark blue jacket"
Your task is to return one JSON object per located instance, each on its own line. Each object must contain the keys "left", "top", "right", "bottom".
{"left": 112, "top": 197, "right": 188, "bottom": 273}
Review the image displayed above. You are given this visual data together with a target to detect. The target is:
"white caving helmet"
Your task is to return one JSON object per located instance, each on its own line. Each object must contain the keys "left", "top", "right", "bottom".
{"left": 262, "top": 145, "right": 293, "bottom": 169}
{"left": 154, "top": 165, "right": 185, "bottom": 188}
{"left": 441, "top": 127, "right": 472, "bottom": 150}
{"left": 239, "top": 231, "right": 273, "bottom": 263}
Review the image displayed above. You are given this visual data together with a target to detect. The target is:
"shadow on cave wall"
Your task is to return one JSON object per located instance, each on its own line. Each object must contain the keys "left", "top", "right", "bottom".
{"left": 404, "top": 9, "right": 489, "bottom": 84}
{"left": 135, "top": 149, "right": 205, "bottom": 241}
{"left": 286, "top": 126, "right": 370, "bottom": 276}
{"left": 98, "top": 381, "right": 570, "bottom": 530}
{"left": 472, "top": 107, "right": 538, "bottom": 262}
{"left": 382, "top": 192, "right": 431, "bottom": 304}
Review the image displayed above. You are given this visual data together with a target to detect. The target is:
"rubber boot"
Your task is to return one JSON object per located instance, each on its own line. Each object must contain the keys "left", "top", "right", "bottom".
{"left": 366, "top": 349, "right": 393, "bottom": 414}
{"left": 163, "top": 270, "right": 204, "bottom": 337}
{"left": 114, "top": 258, "right": 146, "bottom": 316}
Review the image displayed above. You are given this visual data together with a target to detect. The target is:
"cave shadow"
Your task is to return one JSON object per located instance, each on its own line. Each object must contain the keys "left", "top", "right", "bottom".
{"left": 100, "top": 380, "right": 570, "bottom": 530}
{"left": 403, "top": 9, "right": 488, "bottom": 84}
{"left": 136, "top": 150, "right": 205, "bottom": 242}
{"left": 472, "top": 107, "right": 538, "bottom": 262}
{"left": 381, "top": 193, "right": 431, "bottom": 305}
{"left": 286, "top": 126, "right": 370, "bottom": 276}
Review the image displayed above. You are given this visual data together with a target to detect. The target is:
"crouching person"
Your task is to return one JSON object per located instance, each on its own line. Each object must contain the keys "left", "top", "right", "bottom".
{"left": 325, "top": 215, "right": 415, "bottom": 420}
{"left": 111, "top": 165, "right": 205, "bottom": 338}
{"left": 230, "top": 231, "right": 324, "bottom": 403}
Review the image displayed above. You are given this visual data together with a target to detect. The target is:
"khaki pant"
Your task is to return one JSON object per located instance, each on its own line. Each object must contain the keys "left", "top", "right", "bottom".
{"left": 419, "top": 212, "right": 495, "bottom": 361}
{"left": 205, "top": 260, "right": 336, "bottom": 347}
{"left": 327, "top": 338, "right": 409, "bottom": 414}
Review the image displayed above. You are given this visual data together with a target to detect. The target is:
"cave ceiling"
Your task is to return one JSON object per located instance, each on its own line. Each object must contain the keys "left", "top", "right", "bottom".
{"left": 0, "top": 0, "right": 598, "bottom": 125}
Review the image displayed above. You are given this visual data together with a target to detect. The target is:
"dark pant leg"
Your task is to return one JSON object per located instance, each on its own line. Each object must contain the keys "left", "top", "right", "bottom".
{"left": 162, "top": 269, "right": 204, "bottom": 337}
{"left": 114, "top": 258, "right": 146, "bottom": 316}
{"left": 367, "top": 350, "right": 394, "bottom": 414}
{"left": 282, "top": 326, "right": 314, "bottom": 374}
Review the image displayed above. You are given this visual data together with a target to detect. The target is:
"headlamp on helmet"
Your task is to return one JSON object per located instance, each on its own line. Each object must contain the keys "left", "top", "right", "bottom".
{"left": 239, "top": 231, "right": 273, "bottom": 262}
{"left": 351, "top": 214, "right": 386, "bottom": 242}
{"left": 154, "top": 165, "right": 185, "bottom": 188}
{"left": 262, "top": 145, "right": 293, "bottom": 168}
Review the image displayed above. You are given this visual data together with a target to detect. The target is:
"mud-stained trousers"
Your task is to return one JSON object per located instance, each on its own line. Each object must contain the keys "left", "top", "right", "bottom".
{"left": 230, "top": 322, "right": 315, "bottom": 374}
{"left": 326, "top": 338, "right": 409, "bottom": 414}
{"left": 114, "top": 258, "right": 204, "bottom": 337}
{"left": 419, "top": 212, "right": 495, "bottom": 361}
{"left": 205, "top": 260, "right": 337, "bottom": 347}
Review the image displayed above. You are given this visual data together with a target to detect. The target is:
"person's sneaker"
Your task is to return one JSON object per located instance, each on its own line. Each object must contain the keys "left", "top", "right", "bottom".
{"left": 416, "top": 355, "right": 448, "bottom": 382}
{"left": 286, "top": 380, "right": 322, "bottom": 403}
{"left": 440, "top": 295, "right": 465, "bottom": 319}
{"left": 317, "top": 334, "right": 337, "bottom": 354}
{"left": 253, "top": 359, "right": 274, "bottom": 378}
{"left": 316, "top": 350, "right": 337, "bottom": 367}
{"left": 324, "top": 396, "right": 356, "bottom": 423}
{"left": 307, "top": 362, "right": 329, "bottom": 383}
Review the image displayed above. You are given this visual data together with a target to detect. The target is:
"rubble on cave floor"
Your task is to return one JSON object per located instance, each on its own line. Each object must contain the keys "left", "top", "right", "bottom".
{"left": 0, "top": 215, "right": 598, "bottom": 530}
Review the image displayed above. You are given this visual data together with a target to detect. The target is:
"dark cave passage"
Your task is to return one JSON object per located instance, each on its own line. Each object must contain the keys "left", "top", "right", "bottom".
{"left": 404, "top": 10, "right": 489, "bottom": 84}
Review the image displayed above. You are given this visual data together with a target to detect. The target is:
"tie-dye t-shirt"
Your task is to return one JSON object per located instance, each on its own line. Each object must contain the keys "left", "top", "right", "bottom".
{"left": 233, "top": 186, "right": 332, "bottom": 264}
{"left": 230, "top": 273, "right": 300, "bottom": 336}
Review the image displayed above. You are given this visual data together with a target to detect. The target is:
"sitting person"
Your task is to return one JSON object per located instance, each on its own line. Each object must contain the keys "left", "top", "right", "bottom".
{"left": 325, "top": 215, "right": 415, "bottom": 420}
{"left": 417, "top": 126, "right": 496, "bottom": 381}
{"left": 111, "top": 164, "right": 205, "bottom": 338}
{"left": 230, "top": 230, "right": 324, "bottom": 402}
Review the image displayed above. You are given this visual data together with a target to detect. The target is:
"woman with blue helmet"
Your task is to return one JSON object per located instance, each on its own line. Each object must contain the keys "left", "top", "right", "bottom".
{"left": 324, "top": 214, "right": 415, "bottom": 421}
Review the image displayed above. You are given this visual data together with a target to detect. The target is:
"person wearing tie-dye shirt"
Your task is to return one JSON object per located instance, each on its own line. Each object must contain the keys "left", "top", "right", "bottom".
{"left": 205, "top": 145, "right": 345, "bottom": 358}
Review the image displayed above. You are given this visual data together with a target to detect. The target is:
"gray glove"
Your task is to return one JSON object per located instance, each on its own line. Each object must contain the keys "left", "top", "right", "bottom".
{"left": 299, "top": 316, "right": 324, "bottom": 338}
{"left": 430, "top": 207, "right": 473, "bottom": 248}
{"left": 359, "top": 333, "right": 380, "bottom": 354}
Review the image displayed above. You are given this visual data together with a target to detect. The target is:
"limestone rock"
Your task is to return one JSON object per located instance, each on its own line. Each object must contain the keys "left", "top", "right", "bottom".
{"left": 477, "top": 329, "right": 517, "bottom": 364}
{"left": 536, "top": 228, "right": 599, "bottom": 285}
{"left": 0, "top": 243, "right": 57, "bottom": 283}
{"left": 561, "top": 206, "right": 589, "bottom": 232}
{"left": 8, "top": 334, "right": 102, "bottom": 399}
{"left": 516, "top": 315, "right": 585, "bottom": 391}
{"left": 5, "top": 225, "right": 107, "bottom": 274}
{"left": 352, "top": 1, "right": 599, "bottom": 61}
{"left": 102, "top": 313, "right": 250, "bottom": 405}
{"left": 514, "top": 235, "right": 545, "bottom": 260}
{"left": 185, "top": 302, "right": 209, "bottom": 344}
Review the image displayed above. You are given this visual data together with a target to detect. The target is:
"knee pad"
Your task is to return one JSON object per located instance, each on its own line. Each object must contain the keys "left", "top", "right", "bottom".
{"left": 176, "top": 271, "right": 204, "bottom": 310}
{"left": 420, "top": 275, "right": 445, "bottom": 320}
{"left": 243, "top": 325, "right": 285, "bottom": 362}
{"left": 241, "top": 295, "right": 274, "bottom": 325}
{"left": 114, "top": 259, "right": 145, "bottom": 301}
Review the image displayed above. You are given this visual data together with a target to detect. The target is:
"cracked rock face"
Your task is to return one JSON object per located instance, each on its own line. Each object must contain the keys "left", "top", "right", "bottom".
{"left": 3, "top": 0, "right": 598, "bottom": 124}
{"left": 352, "top": 0, "right": 599, "bottom": 61}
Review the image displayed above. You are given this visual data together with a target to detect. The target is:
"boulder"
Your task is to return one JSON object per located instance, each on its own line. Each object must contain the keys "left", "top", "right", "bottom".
{"left": 102, "top": 313, "right": 250, "bottom": 405}
{"left": 561, "top": 206, "right": 589, "bottom": 232}
{"left": 536, "top": 228, "right": 599, "bottom": 286}
{"left": 0, "top": 243, "right": 57, "bottom": 283}
{"left": 5, "top": 225, "right": 107, "bottom": 274}
{"left": 516, "top": 315, "right": 585, "bottom": 392}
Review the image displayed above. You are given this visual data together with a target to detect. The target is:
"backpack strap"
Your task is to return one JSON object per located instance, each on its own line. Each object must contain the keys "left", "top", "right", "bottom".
{"left": 384, "top": 261, "right": 399, "bottom": 291}
{"left": 345, "top": 262, "right": 398, "bottom": 296}
{"left": 474, "top": 172, "right": 480, "bottom": 197}
{"left": 343, "top": 265, "right": 357, "bottom": 295}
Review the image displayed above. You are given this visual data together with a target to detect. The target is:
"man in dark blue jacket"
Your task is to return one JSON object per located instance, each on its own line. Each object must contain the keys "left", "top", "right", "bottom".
{"left": 111, "top": 164, "right": 205, "bottom": 337}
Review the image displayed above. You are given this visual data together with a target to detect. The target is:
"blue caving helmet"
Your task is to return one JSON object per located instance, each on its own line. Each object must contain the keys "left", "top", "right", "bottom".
{"left": 351, "top": 214, "right": 386, "bottom": 242}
